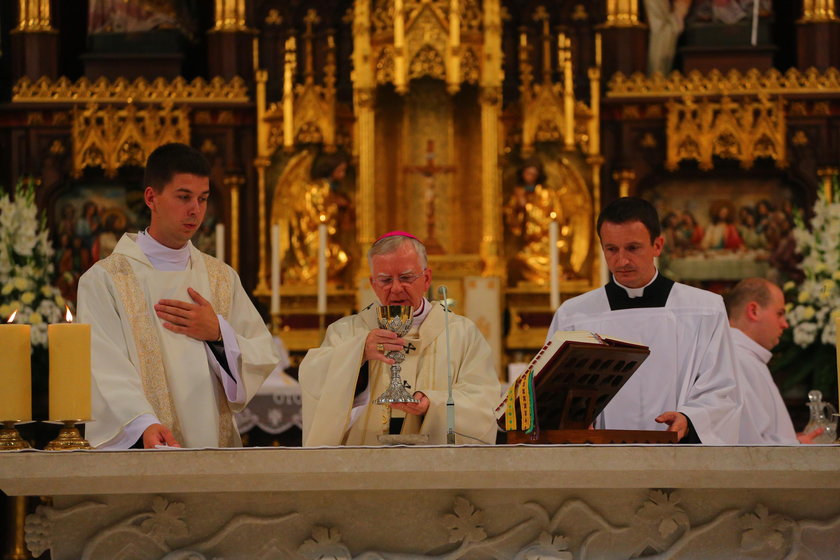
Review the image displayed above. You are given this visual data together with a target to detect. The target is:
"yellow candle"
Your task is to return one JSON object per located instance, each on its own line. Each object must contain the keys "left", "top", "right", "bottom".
{"left": 48, "top": 313, "right": 91, "bottom": 422}
{"left": 0, "top": 318, "right": 31, "bottom": 422}
{"left": 836, "top": 315, "right": 840, "bottom": 409}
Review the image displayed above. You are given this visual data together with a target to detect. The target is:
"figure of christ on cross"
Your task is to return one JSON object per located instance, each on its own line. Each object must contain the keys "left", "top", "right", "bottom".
{"left": 403, "top": 139, "right": 455, "bottom": 255}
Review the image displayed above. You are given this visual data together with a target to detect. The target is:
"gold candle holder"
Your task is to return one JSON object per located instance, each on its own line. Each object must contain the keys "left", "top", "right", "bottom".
{"left": 45, "top": 420, "right": 91, "bottom": 450}
{"left": 0, "top": 421, "right": 30, "bottom": 450}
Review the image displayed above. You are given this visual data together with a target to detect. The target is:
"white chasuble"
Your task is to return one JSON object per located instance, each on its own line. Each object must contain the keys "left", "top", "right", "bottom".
{"left": 547, "top": 280, "right": 742, "bottom": 444}
{"left": 79, "top": 234, "right": 278, "bottom": 448}
{"left": 299, "top": 303, "right": 502, "bottom": 446}
{"left": 730, "top": 327, "right": 798, "bottom": 445}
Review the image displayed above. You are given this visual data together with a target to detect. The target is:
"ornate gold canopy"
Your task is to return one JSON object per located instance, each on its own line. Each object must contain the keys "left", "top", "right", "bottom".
{"left": 72, "top": 103, "right": 191, "bottom": 178}
{"left": 666, "top": 94, "right": 786, "bottom": 171}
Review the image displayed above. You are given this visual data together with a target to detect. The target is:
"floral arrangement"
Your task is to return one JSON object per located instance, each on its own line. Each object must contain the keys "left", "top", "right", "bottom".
{"left": 0, "top": 179, "right": 66, "bottom": 347}
{"left": 773, "top": 174, "right": 840, "bottom": 398}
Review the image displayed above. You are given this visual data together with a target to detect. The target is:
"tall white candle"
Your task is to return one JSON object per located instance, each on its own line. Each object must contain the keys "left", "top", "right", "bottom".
{"left": 271, "top": 223, "right": 281, "bottom": 315}
{"left": 215, "top": 223, "right": 225, "bottom": 262}
{"left": 549, "top": 218, "right": 559, "bottom": 310}
{"left": 317, "top": 218, "right": 327, "bottom": 315}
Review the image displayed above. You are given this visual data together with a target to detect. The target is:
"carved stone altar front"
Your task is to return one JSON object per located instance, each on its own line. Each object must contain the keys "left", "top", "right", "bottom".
{"left": 2, "top": 446, "right": 839, "bottom": 559}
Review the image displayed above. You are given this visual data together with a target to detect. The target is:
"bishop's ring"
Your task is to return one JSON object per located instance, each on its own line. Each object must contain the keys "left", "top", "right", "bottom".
{"left": 377, "top": 343, "right": 385, "bottom": 353}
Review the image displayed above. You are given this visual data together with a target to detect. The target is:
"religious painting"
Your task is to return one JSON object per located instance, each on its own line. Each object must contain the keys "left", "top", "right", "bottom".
{"left": 686, "top": 0, "right": 773, "bottom": 26}
{"left": 683, "top": 0, "right": 774, "bottom": 46}
{"left": 641, "top": 175, "right": 802, "bottom": 287}
{"left": 88, "top": 0, "right": 197, "bottom": 39}
{"left": 51, "top": 181, "right": 220, "bottom": 303}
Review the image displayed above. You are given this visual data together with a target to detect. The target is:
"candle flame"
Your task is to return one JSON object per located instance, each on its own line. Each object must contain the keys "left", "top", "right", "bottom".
{"left": 319, "top": 214, "right": 327, "bottom": 223}
{"left": 550, "top": 211, "right": 557, "bottom": 220}
{"left": 65, "top": 305, "right": 74, "bottom": 323}
{"left": 7, "top": 309, "right": 17, "bottom": 323}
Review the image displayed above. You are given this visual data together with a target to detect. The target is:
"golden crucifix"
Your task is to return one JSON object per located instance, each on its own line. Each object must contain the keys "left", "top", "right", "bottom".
{"left": 403, "top": 139, "right": 455, "bottom": 254}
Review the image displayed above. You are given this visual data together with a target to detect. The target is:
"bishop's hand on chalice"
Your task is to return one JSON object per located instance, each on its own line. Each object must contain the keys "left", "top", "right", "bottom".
{"left": 373, "top": 305, "right": 418, "bottom": 404}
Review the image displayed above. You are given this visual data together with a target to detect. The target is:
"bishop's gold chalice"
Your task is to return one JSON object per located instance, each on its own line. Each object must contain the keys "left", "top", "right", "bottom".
{"left": 374, "top": 305, "right": 419, "bottom": 405}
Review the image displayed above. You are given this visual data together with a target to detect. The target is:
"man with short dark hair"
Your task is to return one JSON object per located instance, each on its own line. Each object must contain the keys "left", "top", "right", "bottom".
{"left": 78, "top": 143, "right": 279, "bottom": 449}
{"left": 299, "top": 232, "right": 501, "bottom": 446}
{"left": 725, "top": 277, "right": 819, "bottom": 444}
{"left": 546, "top": 197, "right": 742, "bottom": 443}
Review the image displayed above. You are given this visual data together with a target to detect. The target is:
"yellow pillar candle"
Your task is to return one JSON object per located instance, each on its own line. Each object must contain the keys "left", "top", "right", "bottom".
{"left": 48, "top": 315, "right": 91, "bottom": 422}
{"left": 836, "top": 315, "right": 840, "bottom": 410}
{"left": 0, "top": 319, "right": 31, "bottom": 422}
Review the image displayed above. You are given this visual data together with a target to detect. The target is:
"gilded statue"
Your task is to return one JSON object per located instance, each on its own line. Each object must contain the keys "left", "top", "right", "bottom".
{"left": 504, "top": 162, "right": 589, "bottom": 286}
{"left": 273, "top": 151, "right": 354, "bottom": 285}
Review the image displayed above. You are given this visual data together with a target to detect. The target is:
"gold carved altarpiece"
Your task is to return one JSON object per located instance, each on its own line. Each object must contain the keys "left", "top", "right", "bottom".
{"left": 261, "top": 1, "right": 605, "bottom": 358}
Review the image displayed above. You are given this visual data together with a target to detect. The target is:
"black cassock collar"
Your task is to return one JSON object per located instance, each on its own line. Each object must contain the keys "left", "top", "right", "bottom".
{"left": 605, "top": 273, "right": 675, "bottom": 310}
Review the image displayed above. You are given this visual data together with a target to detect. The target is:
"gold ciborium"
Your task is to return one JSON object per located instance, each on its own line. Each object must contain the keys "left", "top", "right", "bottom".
{"left": 374, "top": 305, "right": 418, "bottom": 404}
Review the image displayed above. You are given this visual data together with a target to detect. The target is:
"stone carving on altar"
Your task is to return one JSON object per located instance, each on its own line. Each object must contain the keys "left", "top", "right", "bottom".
{"left": 271, "top": 150, "right": 354, "bottom": 285}
{"left": 25, "top": 490, "right": 840, "bottom": 559}
{"left": 503, "top": 158, "right": 592, "bottom": 287}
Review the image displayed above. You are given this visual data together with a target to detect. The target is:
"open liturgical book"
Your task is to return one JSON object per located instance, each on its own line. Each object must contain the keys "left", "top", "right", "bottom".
{"left": 497, "top": 331, "right": 672, "bottom": 443}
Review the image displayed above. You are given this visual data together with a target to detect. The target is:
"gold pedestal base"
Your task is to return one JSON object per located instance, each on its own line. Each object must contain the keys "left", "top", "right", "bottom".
{"left": 0, "top": 421, "right": 30, "bottom": 451}
{"left": 45, "top": 421, "right": 92, "bottom": 450}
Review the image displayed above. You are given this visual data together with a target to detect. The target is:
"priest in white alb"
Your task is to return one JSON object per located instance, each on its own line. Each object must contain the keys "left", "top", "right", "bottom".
{"left": 725, "top": 277, "right": 822, "bottom": 444}
{"left": 547, "top": 197, "right": 742, "bottom": 444}
{"left": 78, "top": 143, "right": 279, "bottom": 449}
{"left": 299, "top": 232, "right": 502, "bottom": 446}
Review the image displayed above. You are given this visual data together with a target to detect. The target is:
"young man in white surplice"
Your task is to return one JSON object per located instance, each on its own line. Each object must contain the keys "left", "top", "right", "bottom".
{"left": 78, "top": 143, "right": 279, "bottom": 449}
{"left": 725, "top": 277, "right": 823, "bottom": 444}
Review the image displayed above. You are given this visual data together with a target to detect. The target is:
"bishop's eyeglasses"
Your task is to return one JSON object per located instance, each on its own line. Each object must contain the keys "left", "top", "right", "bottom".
{"left": 372, "top": 271, "right": 426, "bottom": 288}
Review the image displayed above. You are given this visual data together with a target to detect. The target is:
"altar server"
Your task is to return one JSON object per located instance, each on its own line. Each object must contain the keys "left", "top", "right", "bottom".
{"left": 78, "top": 143, "right": 278, "bottom": 449}
{"left": 725, "top": 278, "right": 821, "bottom": 444}
{"left": 547, "top": 197, "right": 742, "bottom": 443}
{"left": 299, "top": 232, "right": 501, "bottom": 446}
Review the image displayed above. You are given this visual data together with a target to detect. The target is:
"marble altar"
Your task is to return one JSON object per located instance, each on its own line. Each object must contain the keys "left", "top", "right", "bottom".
{"left": 1, "top": 445, "right": 839, "bottom": 559}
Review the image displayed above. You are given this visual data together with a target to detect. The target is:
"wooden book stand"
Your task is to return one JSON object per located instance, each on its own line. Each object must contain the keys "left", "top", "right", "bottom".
{"left": 503, "top": 338, "right": 678, "bottom": 444}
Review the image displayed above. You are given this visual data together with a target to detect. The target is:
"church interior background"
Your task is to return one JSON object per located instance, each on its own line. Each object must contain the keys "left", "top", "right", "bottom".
{"left": 0, "top": 0, "right": 839, "bottom": 447}
{"left": 0, "top": 1, "right": 839, "bottom": 557}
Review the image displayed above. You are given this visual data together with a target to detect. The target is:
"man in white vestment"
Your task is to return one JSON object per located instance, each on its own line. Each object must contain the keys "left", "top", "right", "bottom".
{"left": 78, "top": 143, "right": 279, "bottom": 449}
{"left": 725, "top": 277, "right": 821, "bottom": 444}
{"left": 299, "top": 232, "right": 501, "bottom": 446}
{"left": 547, "top": 197, "right": 741, "bottom": 444}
